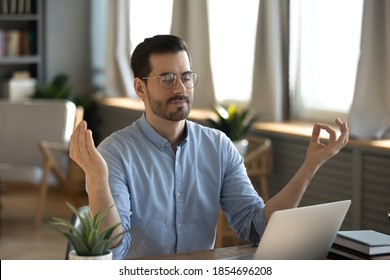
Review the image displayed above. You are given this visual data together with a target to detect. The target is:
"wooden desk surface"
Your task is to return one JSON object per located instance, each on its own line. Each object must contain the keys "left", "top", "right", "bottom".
{"left": 134, "top": 245, "right": 257, "bottom": 260}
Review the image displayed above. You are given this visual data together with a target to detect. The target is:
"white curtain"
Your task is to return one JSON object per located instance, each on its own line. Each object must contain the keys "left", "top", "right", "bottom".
{"left": 170, "top": 0, "right": 215, "bottom": 108}
{"left": 251, "top": 0, "right": 290, "bottom": 121}
{"left": 103, "top": 0, "right": 135, "bottom": 97}
{"left": 349, "top": 0, "right": 390, "bottom": 139}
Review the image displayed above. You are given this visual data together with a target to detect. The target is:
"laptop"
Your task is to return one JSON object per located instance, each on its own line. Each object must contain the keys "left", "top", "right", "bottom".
{"left": 226, "top": 200, "right": 351, "bottom": 260}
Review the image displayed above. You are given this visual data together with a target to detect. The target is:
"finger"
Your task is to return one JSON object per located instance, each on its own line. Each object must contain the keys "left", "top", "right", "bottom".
{"left": 316, "top": 123, "right": 337, "bottom": 141}
{"left": 311, "top": 123, "right": 321, "bottom": 143}
{"left": 69, "top": 121, "right": 85, "bottom": 159}
{"left": 335, "top": 118, "right": 349, "bottom": 146}
{"left": 77, "top": 122, "right": 91, "bottom": 161}
{"left": 335, "top": 117, "right": 343, "bottom": 127}
{"left": 334, "top": 118, "right": 348, "bottom": 137}
{"left": 85, "top": 129, "right": 97, "bottom": 159}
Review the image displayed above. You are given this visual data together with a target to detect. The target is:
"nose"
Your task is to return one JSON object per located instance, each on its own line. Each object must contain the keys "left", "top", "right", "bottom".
{"left": 172, "top": 77, "right": 186, "bottom": 95}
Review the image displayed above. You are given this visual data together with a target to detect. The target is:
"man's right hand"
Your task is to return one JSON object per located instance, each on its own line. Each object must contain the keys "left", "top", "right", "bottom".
{"left": 69, "top": 121, "right": 109, "bottom": 184}
{"left": 70, "top": 121, "right": 123, "bottom": 246}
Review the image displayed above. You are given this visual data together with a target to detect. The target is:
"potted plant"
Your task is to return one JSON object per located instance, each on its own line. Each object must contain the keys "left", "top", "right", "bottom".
{"left": 49, "top": 202, "right": 126, "bottom": 260}
{"left": 206, "top": 104, "right": 258, "bottom": 156}
{"left": 32, "top": 72, "right": 100, "bottom": 145}
{"left": 32, "top": 73, "right": 95, "bottom": 109}
{"left": 33, "top": 73, "right": 75, "bottom": 101}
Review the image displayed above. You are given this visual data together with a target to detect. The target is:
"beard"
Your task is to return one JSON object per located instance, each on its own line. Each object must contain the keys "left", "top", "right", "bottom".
{"left": 147, "top": 94, "right": 192, "bottom": 121}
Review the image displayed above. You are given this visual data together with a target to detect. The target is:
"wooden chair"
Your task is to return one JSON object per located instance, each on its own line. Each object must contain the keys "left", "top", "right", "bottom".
{"left": 0, "top": 100, "right": 85, "bottom": 229}
{"left": 34, "top": 105, "right": 85, "bottom": 229}
{"left": 215, "top": 135, "right": 273, "bottom": 248}
{"left": 244, "top": 136, "right": 273, "bottom": 202}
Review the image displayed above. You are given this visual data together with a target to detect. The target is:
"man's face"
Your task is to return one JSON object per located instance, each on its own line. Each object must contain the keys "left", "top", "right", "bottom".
{"left": 142, "top": 51, "right": 194, "bottom": 122}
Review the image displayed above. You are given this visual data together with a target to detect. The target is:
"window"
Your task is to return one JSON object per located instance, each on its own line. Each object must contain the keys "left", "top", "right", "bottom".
{"left": 91, "top": 0, "right": 108, "bottom": 91}
{"left": 129, "top": 0, "right": 173, "bottom": 54}
{"left": 92, "top": 0, "right": 364, "bottom": 123}
{"left": 289, "top": 0, "right": 364, "bottom": 122}
{"left": 208, "top": 0, "right": 259, "bottom": 104}
{"left": 128, "top": 0, "right": 259, "bottom": 105}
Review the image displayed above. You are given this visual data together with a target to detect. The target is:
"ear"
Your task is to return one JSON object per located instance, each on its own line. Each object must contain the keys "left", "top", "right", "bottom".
{"left": 134, "top": 78, "right": 146, "bottom": 99}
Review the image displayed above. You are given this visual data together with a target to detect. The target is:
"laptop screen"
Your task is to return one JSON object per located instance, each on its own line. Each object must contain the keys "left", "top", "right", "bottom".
{"left": 253, "top": 200, "right": 351, "bottom": 260}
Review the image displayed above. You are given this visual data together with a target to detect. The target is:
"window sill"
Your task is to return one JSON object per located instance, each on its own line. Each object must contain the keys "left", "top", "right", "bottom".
{"left": 252, "top": 121, "right": 390, "bottom": 152}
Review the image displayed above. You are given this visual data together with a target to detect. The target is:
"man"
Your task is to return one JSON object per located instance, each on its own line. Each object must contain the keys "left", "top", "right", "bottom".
{"left": 70, "top": 35, "right": 349, "bottom": 259}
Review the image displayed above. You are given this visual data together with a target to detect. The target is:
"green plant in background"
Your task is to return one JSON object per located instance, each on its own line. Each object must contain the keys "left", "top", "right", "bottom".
{"left": 206, "top": 104, "right": 258, "bottom": 141}
{"left": 32, "top": 73, "right": 100, "bottom": 142}
{"left": 32, "top": 73, "right": 94, "bottom": 109}
{"left": 49, "top": 202, "right": 126, "bottom": 257}
{"left": 33, "top": 73, "right": 75, "bottom": 101}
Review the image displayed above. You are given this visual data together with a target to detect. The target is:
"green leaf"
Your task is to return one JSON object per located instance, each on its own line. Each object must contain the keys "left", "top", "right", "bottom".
{"left": 87, "top": 228, "right": 99, "bottom": 250}
{"left": 49, "top": 225, "right": 90, "bottom": 256}
{"left": 206, "top": 104, "right": 258, "bottom": 141}
{"left": 49, "top": 202, "right": 129, "bottom": 257}
{"left": 65, "top": 232, "right": 91, "bottom": 256}
{"left": 90, "top": 240, "right": 111, "bottom": 256}
{"left": 213, "top": 104, "right": 229, "bottom": 120}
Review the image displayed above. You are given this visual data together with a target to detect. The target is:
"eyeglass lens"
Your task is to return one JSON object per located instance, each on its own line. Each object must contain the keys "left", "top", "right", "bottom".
{"left": 160, "top": 72, "right": 198, "bottom": 89}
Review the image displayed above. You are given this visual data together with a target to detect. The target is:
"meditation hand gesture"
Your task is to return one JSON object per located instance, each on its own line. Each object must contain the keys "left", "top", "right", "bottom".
{"left": 69, "top": 121, "right": 109, "bottom": 185}
{"left": 305, "top": 118, "right": 349, "bottom": 169}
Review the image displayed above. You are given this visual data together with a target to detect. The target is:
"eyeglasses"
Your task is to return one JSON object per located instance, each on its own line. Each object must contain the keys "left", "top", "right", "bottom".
{"left": 142, "top": 72, "right": 199, "bottom": 89}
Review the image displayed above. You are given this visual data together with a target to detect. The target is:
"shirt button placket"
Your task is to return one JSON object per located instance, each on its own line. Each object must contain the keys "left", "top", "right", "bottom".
{"left": 175, "top": 149, "right": 184, "bottom": 251}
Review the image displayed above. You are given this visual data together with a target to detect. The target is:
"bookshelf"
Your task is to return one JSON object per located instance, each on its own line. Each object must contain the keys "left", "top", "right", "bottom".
{"left": 0, "top": 0, "right": 44, "bottom": 86}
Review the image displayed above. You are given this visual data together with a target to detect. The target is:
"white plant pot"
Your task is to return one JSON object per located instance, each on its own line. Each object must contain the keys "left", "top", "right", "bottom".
{"left": 68, "top": 250, "right": 113, "bottom": 260}
{"left": 233, "top": 139, "right": 249, "bottom": 157}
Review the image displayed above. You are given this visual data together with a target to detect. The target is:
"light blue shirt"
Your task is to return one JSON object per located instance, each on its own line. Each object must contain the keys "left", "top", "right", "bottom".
{"left": 97, "top": 114, "right": 266, "bottom": 259}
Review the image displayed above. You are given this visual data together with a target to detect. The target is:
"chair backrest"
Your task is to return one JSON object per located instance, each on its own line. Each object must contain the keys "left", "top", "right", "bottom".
{"left": 0, "top": 99, "right": 76, "bottom": 184}
{"left": 244, "top": 136, "right": 273, "bottom": 176}
{"left": 244, "top": 136, "right": 273, "bottom": 201}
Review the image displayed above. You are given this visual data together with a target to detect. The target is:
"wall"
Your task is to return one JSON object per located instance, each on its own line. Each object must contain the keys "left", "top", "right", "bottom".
{"left": 44, "top": 0, "right": 92, "bottom": 96}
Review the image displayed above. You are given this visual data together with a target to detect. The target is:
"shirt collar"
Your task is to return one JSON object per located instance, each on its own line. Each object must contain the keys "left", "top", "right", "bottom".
{"left": 138, "top": 113, "right": 189, "bottom": 151}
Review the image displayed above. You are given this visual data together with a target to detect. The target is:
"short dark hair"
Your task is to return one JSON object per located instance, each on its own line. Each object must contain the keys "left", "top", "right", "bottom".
{"left": 131, "top": 35, "right": 191, "bottom": 78}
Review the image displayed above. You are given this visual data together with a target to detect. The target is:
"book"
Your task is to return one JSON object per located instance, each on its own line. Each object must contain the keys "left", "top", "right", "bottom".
{"left": 1, "top": 30, "right": 9, "bottom": 56}
{"left": 8, "top": 30, "right": 20, "bottom": 56}
{"left": 0, "top": 30, "right": 4, "bottom": 56}
{"left": 19, "top": 30, "right": 30, "bottom": 55}
{"left": 328, "top": 244, "right": 367, "bottom": 260}
{"left": 333, "top": 230, "right": 390, "bottom": 256}
{"left": 329, "top": 243, "right": 390, "bottom": 260}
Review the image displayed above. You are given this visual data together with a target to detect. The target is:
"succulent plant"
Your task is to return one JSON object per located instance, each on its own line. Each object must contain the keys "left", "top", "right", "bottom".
{"left": 206, "top": 104, "right": 258, "bottom": 141}
{"left": 49, "top": 202, "right": 126, "bottom": 257}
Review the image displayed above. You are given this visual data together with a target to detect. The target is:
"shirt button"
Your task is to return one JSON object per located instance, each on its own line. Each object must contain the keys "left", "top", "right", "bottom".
{"left": 177, "top": 224, "right": 182, "bottom": 228}
{"left": 177, "top": 192, "right": 181, "bottom": 197}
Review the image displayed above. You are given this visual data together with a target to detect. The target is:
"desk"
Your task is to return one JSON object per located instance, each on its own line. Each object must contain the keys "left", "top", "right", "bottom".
{"left": 135, "top": 245, "right": 257, "bottom": 260}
